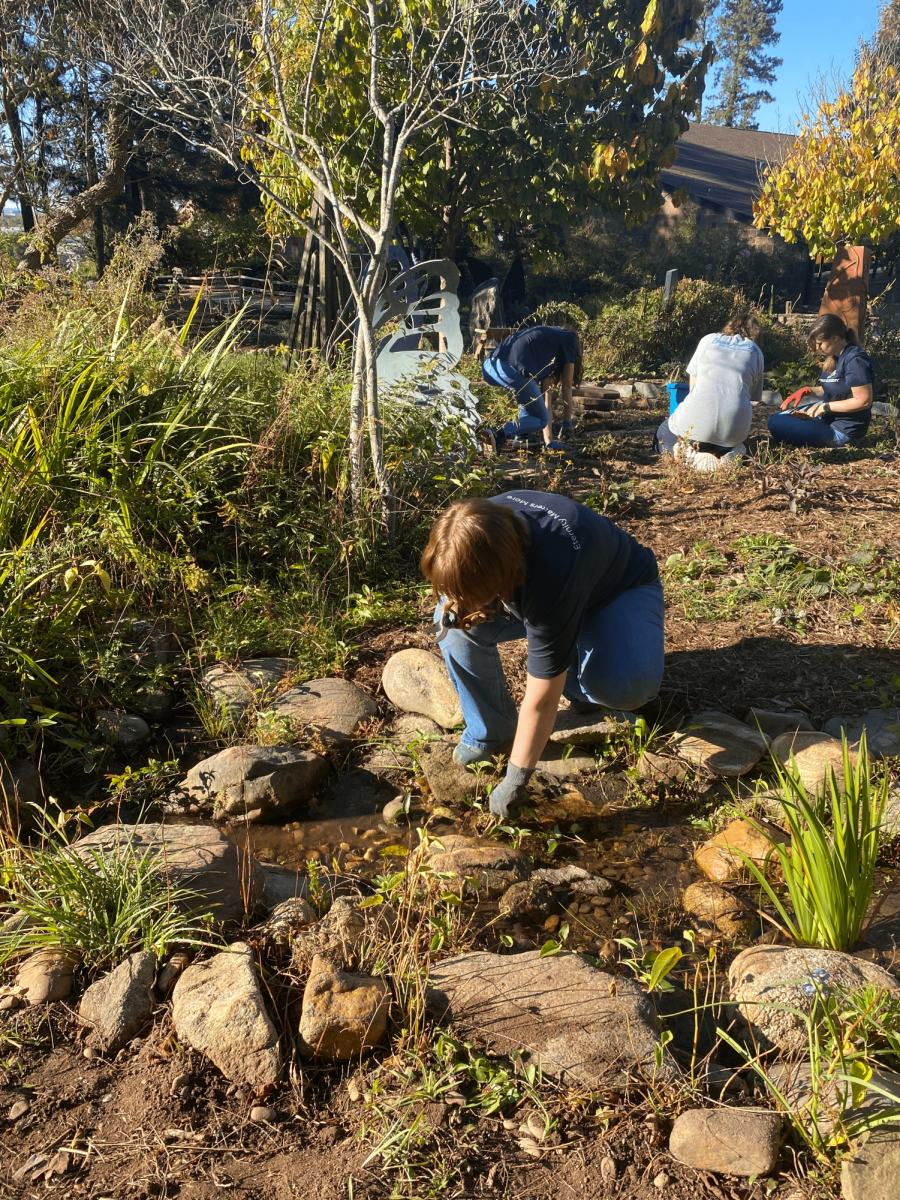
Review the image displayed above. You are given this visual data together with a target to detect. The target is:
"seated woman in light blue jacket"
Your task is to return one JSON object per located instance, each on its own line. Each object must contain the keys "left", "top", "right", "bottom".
{"left": 654, "top": 313, "right": 764, "bottom": 471}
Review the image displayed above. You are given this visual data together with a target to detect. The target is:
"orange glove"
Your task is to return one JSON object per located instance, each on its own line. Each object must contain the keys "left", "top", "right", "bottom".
{"left": 781, "top": 387, "right": 814, "bottom": 410}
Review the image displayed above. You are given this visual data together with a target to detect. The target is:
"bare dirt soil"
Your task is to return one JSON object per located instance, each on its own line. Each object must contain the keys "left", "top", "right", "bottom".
{"left": 3, "top": 398, "right": 898, "bottom": 1200}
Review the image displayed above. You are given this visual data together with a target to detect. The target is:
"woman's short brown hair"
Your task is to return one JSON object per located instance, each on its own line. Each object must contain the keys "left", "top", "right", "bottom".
{"left": 421, "top": 499, "right": 529, "bottom": 625}
{"left": 723, "top": 312, "right": 762, "bottom": 343}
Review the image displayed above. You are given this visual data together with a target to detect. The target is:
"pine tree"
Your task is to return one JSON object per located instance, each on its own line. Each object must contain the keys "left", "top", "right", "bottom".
{"left": 686, "top": 0, "right": 721, "bottom": 120}
{"left": 706, "top": 0, "right": 783, "bottom": 128}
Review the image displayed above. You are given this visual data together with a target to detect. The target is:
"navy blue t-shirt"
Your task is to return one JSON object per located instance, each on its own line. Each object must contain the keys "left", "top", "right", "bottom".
{"left": 820, "top": 343, "right": 875, "bottom": 441}
{"left": 489, "top": 491, "right": 659, "bottom": 679}
{"left": 491, "top": 326, "right": 579, "bottom": 384}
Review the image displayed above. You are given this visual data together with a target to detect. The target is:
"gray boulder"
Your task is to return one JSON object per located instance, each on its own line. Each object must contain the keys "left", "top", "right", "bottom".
{"left": 669, "top": 1109, "right": 782, "bottom": 1176}
{"left": 201, "top": 657, "right": 298, "bottom": 717}
{"left": 428, "top": 950, "right": 678, "bottom": 1088}
{"left": 381, "top": 649, "right": 463, "bottom": 729}
{"left": 269, "top": 678, "right": 379, "bottom": 745}
{"left": 133, "top": 686, "right": 177, "bottom": 721}
{"left": 182, "top": 744, "right": 329, "bottom": 823}
{"left": 79, "top": 951, "right": 156, "bottom": 1053}
{"left": 729, "top": 945, "right": 900, "bottom": 1053}
{"left": 843, "top": 1127, "right": 900, "bottom": 1200}
{"left": 74, "top": 822, "right": 264, "bottom": 923}
{"left": 172, "top": 942, "right": 281, "bottom": 1087}
{"left": 634, "top": 381, "right": 663, "bottom": 400}
{"left": 745, "top": 707, "right": 814, "bottom": 739}
{"left": 260, "top": 864, "right": 310, "bottom": 908}
{"left": 761, "top": 390, "right": 783, "bottom": 407}
{"left": 825, "top": 708, "right": 900, "bottom": 759}
{"left": 291, "top": 897, "right": 396, "bottom": 970}
{"left": 96, "top": 711, "right": 150, "bottom": 749}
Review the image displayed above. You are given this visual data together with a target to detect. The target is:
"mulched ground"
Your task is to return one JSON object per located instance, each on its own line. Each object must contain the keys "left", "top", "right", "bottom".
{"left": 347, "top": 396, "right": 900, "bottom": 725}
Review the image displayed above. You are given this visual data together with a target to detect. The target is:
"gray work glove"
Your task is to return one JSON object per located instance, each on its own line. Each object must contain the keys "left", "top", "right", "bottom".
{"left": 489, "top": 763, "right": 533, "bottom": 818}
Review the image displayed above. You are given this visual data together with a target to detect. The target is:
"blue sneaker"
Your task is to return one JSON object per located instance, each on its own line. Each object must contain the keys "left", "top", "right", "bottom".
{"left": 560, "top": 421, "right": 575, "bottom": 439}
{"left": 544, "top": 440, "right": 571, "bottom": 452}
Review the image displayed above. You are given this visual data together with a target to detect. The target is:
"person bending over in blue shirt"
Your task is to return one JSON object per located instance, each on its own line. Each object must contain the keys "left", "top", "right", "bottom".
{"left": 767, "top": 314, "right": 875, "bottom": 448}
{"left": 479, "top": 326, "right": 583, "bottom": 454}
{"left": 421, "top": 491, "right": 663, "bottom": 816}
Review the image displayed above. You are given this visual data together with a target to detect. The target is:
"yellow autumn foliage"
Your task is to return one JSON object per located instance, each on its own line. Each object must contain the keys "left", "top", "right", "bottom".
{"left": 754, "top": 55, "right": 900, "bottom": 257}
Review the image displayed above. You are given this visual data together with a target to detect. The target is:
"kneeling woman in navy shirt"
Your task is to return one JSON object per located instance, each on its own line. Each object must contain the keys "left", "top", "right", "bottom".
{"left": 767, "top": 314, "right": 874, "bottom": 448}
{"left": 421, "top": 491, "right": 664, "bottom": 816}
{"left": 480, "top": 326, "right": 583, "bottom": 452}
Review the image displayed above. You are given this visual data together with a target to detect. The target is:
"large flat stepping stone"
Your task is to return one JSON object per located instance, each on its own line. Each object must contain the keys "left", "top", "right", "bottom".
{"left": 824, "top": 708, "right": 900, "bottom": 759}
{"left": 202, "top": 657, "right": 298, "bottom": 716}
{"left": 75, "top": 822, "right": 265, "bottom": 922}
{"left": 381, "top": 649, "right": 462, "bottom": 729}
{"left": 420, "top": 835, "right": 531, "bottom": 896}
{"left": 549, "top": 709, "right": 636, "bottom": 745}
{"left": 729, "top": 945, "right": 900, "bottom": 1054}
{"left": 428, "top": 950, "right": 678, "bottom": 1088}
{"left": 270, "top": 678, "right": 378, "bottom": 745}
{"left": 674, "top": 709, "right": 767, "bottom": 776}
{"left": 771, "top": 731, "right": 856, "bottom": 794}
{"left": 183, "top": 745, "right": 328, "bottom": 822}
{"left": 172, "top": 942, "right": 281, "bottom": 1087}
{"left": 670, "top": 1109, "right": 781, "bottom": 1177}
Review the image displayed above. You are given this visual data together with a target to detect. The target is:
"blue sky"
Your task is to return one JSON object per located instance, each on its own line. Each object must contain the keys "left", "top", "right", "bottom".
{"left": 755, "top": 0, "right": 883, "bottom": 132}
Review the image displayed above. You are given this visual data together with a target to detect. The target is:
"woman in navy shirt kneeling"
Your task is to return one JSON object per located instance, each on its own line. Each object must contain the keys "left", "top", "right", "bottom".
{"left": 421, "top": 491, "right": 663, "bottom": 816}
{"left": 767, "top": 314, "right": 874, "bottom": 448}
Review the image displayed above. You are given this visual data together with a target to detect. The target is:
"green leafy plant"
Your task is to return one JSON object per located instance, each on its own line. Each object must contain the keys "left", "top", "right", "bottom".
{"left": 0, "top": 813, "right": 216, "bottom": 970}
{"left": 739, "top": 733, "right": 886, "bottom": 951}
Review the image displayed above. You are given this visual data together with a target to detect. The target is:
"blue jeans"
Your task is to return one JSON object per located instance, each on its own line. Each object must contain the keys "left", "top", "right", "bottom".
{"left": 435, "top": 579, "right": 665, "bottom": 753}
{"left": 767, "top": 412, "right": 856, "bottom": 448}
{"left": 482, "top": 356, "right": 548, "bottom": 438}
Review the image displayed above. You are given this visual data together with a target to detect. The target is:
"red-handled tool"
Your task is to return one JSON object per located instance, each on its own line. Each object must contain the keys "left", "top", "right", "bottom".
{"left": 780, "top": 387, "right": 814, "bottom": 410}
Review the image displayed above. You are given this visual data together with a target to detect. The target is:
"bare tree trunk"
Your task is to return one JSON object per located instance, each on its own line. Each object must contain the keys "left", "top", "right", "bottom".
{"left": 1, "top": 73, "right": 35, "bottom": 233}
{"left": 81, "top": 71, "right": 105, "bottom": 276}
{"left": 17, "top": 102, "right": 131, "bottom": 274}
{"left": 348, "top": 338, "right": 366, "bottom": 512}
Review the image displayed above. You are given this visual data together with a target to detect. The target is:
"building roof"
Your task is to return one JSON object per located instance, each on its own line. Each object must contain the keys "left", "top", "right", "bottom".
{"left": 661, "top": 122, "right": 798, "bottom": 220}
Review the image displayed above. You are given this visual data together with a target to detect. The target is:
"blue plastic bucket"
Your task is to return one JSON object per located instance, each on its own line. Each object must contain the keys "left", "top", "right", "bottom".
{"left": 667, "top": 382, "right": 690, "bottom": 416}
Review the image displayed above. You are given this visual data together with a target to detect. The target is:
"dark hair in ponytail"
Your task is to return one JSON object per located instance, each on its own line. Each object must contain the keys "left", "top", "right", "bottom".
{"left": 723, "top": 312, "right": 762, "bottom": 343}
{"left": 807, "top": 313, "right": 858, "bottom": 372}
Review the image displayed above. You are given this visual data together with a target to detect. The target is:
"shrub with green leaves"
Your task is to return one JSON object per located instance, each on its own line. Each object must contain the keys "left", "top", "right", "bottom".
{"left": 741, "top": 733, "right": 886, "bottom": 951}
{"left": 590, "top": 278, "right": 749, "bottom": 376}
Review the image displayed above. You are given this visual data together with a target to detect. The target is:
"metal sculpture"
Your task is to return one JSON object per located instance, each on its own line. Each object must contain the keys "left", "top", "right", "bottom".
{"left": 373, "top": 258, "right": 481, "bottom": 444}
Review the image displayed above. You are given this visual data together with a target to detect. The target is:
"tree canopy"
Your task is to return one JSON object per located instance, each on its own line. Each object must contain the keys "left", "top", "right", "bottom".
{"left": 753, "top": 54, "right": 900, "bottom": 258}
{"left": 246, "top": 0, "right": 712, "bottom": 260}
